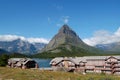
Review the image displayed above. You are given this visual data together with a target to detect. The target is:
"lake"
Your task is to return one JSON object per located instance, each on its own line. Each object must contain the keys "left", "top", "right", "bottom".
{"left": 33, "top": 58, "right": 51, "bottom": 68}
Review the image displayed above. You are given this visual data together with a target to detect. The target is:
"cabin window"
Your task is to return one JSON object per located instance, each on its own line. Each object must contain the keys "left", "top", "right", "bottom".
{"left": 95, "top": 66, "right": 104, "bottom": 68}
{"left": 105, "top": 66, "right": 111, "bottom": 68}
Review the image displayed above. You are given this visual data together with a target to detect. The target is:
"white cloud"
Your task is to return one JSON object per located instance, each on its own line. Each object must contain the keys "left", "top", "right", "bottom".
{"left": 83, "top": 27, "right": 120, "bottom": 46}
{"left": 0, "top": 35, "right": 49, "bottom": 44}
{"left": 55, "top": 16, "right": 70, "bottom": 27}
{"left": 0, "top": 35, "right": 25, "bottom": 41}
{"left": 114, "top": 27, "right": 120, "bottom": 36}
{"left": 62, "top": 16, "right": 70, "bottom": 24}
{"left": 27, "top": 38, "right": 49, "bottom": 44}
{"left": 64, "top": 19, "right": 68, "bottom": 24}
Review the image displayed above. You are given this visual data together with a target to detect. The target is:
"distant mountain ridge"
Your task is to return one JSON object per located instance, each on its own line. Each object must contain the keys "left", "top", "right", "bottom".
{"left": 95, "top": 42, "right": 120, "bottom": 52}
{"left": 0, "top": 39, "right": 46, "bottom": 55}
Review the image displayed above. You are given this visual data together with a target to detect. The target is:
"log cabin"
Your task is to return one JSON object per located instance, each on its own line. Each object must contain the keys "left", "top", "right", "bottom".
{"left": 8, "top": 58, "right": 39, "bottom": 69}
{"left": 50, "top": 56, "right": 120, "bottom": 75}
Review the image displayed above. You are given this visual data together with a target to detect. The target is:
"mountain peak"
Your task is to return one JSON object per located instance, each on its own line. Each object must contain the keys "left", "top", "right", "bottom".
{"left": 42, "top": 24, "right": 98, "bottom": 53}
{"left": 58, "top": 24, "right": 77, "bottom": 37}
{"left": 61, "top": 24, "right": 70, "bottom": 29}
{"left": 59, "top": 24, "right": 72, "bottom": 33}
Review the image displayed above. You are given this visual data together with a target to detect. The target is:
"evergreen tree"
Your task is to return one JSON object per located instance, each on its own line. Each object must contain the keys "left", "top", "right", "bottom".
{"left": 0, "top": 54, "right": 9, "bottom": 66}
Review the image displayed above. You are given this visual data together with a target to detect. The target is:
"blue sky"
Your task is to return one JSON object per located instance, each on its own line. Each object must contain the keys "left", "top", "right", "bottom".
{"left": 0, "top": 0, "right": 120, "bottom": 45}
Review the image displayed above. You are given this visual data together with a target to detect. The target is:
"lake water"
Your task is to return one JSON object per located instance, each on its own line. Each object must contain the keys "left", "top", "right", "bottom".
{"left": 33, "top": 58, "right": 51, "bottom": 68}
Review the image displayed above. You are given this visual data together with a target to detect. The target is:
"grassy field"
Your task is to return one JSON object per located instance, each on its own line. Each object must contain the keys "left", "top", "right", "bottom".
{"left": 0, "top": 67, "right": 120, "bottom": 80}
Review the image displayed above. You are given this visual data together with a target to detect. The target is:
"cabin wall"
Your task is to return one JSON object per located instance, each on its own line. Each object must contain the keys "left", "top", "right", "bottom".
{"left": 8, "top": 58, "right": 38, "bottom": 69}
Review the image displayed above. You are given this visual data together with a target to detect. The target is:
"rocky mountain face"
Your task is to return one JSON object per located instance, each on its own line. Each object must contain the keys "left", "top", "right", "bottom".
{"left": 96, "top": 42, "right": 120, "bottom": 52}
{"left": 42, "top": 24, "right": 100, "bottom": 54}
{"left": 0, "top": 49, "right": 9, "bottom": 55}
{"left": 0, "top": 39, "right": 46, "bottom": 55}
{"left": 33, "top": 43, "right": 46, "bottom": 51}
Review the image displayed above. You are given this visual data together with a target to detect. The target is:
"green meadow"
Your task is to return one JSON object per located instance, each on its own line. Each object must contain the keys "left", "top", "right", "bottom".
{"left": 0, "top": 67, "right": 120, "bottom": 80}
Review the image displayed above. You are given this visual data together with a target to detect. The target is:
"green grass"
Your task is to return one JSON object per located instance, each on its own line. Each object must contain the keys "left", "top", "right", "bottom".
{"left": 0, "top": 67, "right": 120, "bottom": 80}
